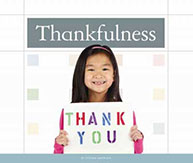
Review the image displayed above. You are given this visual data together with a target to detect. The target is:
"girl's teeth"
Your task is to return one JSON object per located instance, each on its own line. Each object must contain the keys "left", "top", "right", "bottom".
{"left": 93, "top": 81, "right": 105, "bottom": 85}
{"left": 96, "top": 81, "right": 101, "bottom": 85}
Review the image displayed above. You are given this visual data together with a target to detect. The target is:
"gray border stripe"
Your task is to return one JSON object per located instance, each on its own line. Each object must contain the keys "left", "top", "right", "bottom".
{"left": 0, "top": 154, "right": 193, "bottom": 163}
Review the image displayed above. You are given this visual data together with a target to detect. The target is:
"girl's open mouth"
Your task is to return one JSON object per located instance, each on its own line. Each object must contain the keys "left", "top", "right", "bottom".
{"left": 92, "top": 81, "right": 106, "bottom": 85}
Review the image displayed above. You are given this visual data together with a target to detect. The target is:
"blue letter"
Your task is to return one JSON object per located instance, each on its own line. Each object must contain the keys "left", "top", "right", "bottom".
{"left": 102, "top": 112, "right": 111, "bottom": 126}
{"left": 77, "top": 131, "right": 85, "bottom": 144}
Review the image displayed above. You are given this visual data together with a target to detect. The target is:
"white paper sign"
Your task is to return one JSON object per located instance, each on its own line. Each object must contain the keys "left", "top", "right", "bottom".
{"left": 63, "top": 102, "right": 134, "bottom": 154}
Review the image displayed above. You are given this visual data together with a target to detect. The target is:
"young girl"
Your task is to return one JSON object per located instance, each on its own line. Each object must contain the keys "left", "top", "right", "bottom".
{"left": 54, "top": 44, "right": 143, "bottom": 154}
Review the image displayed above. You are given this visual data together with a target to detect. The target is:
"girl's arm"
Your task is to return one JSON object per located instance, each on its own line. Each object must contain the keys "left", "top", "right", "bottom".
{"left": 54, "top": 109, "right": 64, "bottom": 154}
{"left": 133, "top": 111, "right": 143, "bottom": 154}
{"left": 54, "top": 130, "right": 68, "bottom": 154}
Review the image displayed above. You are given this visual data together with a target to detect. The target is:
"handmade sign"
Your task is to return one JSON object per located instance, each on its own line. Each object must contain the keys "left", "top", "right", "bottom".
{"left": 63, "top": 102, "right": 134, "bottom": 154}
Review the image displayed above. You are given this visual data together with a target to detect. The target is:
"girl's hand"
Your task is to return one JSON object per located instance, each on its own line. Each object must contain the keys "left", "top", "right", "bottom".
{"left": 55, "top": 130, "right": 69, "bottom": 146}
{"left": 130, "top": 125, "right": 143, "bottom": 141}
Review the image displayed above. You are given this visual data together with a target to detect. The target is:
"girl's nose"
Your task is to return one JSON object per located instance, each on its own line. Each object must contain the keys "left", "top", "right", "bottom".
{"left": 94, "top": 72, "right": 103, "bottom": 79}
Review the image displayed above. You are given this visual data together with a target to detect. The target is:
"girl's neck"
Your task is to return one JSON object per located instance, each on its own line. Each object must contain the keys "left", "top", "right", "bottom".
{"left": 88, "top": 91, "right": 107, "bottom": 102}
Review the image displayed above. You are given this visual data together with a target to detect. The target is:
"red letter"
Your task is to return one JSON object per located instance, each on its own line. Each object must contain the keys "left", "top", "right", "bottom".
{"left": 76, "top": 112, "right": 85, "bottom": 125}
{"left": 117, "top": 112, "right": 125, "bottom": 125}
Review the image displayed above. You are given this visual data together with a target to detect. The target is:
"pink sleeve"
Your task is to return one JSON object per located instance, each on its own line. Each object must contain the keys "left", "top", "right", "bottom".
{"left": 54, "top": 139, "right": 64, "bottom": 154}
{"left": 134, "top": 138, "right": 143, "bottom": 154}
{"left": 133, "top": 111, "right": 144, "bottom": 154}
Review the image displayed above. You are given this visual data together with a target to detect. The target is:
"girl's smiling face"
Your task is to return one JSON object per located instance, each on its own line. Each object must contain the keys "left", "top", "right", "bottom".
{"left": 84, "top": 53, "right": 114, "bottom": 98}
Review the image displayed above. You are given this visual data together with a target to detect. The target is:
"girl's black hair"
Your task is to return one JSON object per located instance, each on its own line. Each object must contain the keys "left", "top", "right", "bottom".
{"left": 71, "top": 44, "right": 122, "bottom": 103}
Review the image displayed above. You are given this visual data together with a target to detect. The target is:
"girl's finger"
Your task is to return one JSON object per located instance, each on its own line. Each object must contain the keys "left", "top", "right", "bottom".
{"left": 59, "top": 130, "right": 68, "bottom": 135}
{"left": 132, "top": 132, "right": 141, "bottom": 141}
{"left": 132, "top": 132, "right": 143, "bottom": 141}
{"left": 61, "top": 137, "right": 69, "bottom": 142}
{"left": 59, "top": 135, "right": 64, "bottom": 138}
{"left": 59, "top": 139, "right": 65, "bottom": 142}
{"left": 63, "top": 139, "right": 69, "bottom": 146}
{"left": 136, "top": 132, "right": 143, "bottom": 139}
{"left": 60, "top": 135, "right": 68, "bottom": 140}
{"left": 130, "top": 125, "right": 138, "bottom": 131}
{"left": 131, "top": 132, "right": 138, "bottom": 140}
{"left": 59, "top": 130, "right": 65, "bottom": 135}
{"left": 130, "top": 131, "right": 135, "bottom": 138}
{"left": 130, "top": 129, "right": 138, "bottom": 137}
{"left": 59, "top": 138, "right": 67, "bottom": 143}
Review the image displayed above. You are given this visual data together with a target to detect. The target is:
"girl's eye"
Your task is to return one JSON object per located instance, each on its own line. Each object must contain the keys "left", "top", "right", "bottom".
{"left": 88, "top": 68, "right": 94, "bottom": 71}
{"left": 103, "top": 68, "right": 109, "bottom": 71}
